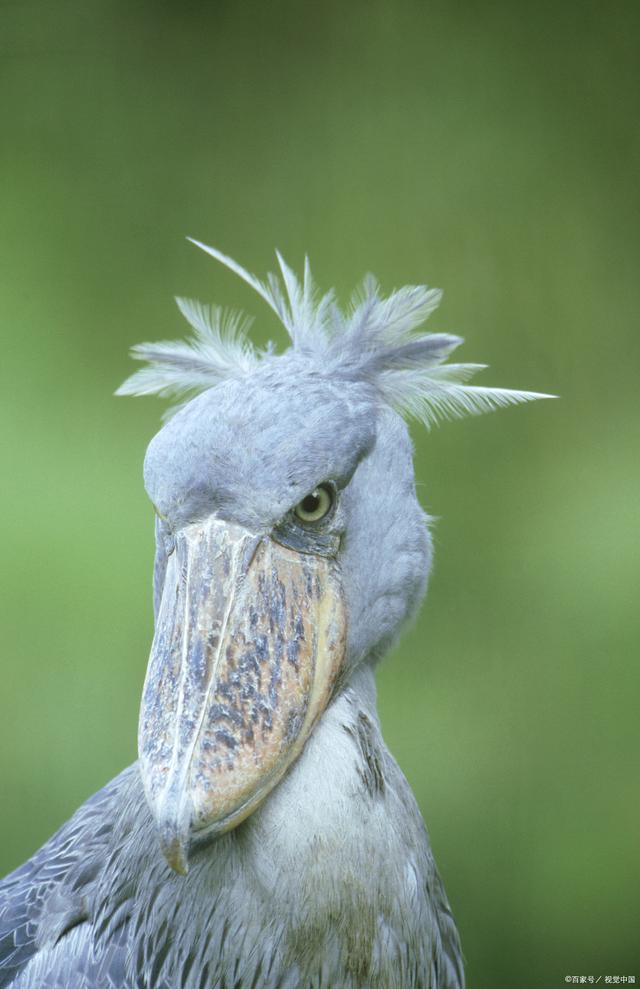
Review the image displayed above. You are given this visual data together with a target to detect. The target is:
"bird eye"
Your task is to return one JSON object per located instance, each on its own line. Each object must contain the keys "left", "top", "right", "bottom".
{"left": 294, "top": 484, "right": 334, "bottom": 524}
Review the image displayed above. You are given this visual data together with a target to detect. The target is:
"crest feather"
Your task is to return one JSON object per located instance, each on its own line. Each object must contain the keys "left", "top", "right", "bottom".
{"left": 186, "top": 238, "right": 294, "bottom": 333}
{"left": 116, "top": 298, "right": 258, "bottom": 399}
{"left": 378, "top": 366, "right": 552, "bottom": 429}
{"left": 116, "top": 240, "right": 555, "bottom": 424}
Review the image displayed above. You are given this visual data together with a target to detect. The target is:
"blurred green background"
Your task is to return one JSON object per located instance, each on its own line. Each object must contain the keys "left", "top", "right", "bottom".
{"left": 1, "top": 1, "right": 638, "bottom": 986}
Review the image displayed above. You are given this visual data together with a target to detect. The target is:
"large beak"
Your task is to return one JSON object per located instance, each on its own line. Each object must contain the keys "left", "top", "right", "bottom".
{"left": 138, "top": 517, "right": 346, "bottom": 874}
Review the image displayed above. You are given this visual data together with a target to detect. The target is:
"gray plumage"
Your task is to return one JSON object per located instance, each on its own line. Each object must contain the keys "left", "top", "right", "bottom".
{"left": 0, "top": 243, "right": 551, "bottom": 988}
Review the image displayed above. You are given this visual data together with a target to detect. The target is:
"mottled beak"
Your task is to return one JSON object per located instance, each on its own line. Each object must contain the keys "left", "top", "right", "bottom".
{"left": 138, "top": 517, "right": 346, "bottom": 874}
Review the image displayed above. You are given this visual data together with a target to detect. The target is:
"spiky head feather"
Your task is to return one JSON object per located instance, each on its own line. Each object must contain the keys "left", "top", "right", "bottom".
{"left": 116, "top": 239, "right": 553, "bottom": 425}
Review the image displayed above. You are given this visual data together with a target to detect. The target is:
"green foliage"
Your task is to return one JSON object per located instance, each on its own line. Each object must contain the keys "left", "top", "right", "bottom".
{"left": 1, "top": 2, "right": 638, "bottom": 985}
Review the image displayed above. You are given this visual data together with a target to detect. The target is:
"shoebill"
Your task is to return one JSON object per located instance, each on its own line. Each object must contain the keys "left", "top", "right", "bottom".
{"left": 0, "top": 241, "right": 550, "bottom": 988}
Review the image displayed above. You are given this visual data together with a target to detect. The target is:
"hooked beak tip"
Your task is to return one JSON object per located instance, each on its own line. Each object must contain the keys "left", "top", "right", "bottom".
{"left": 159, "top": 829, "right": 190, "bottom": 875}
{"left": 155, "top": 785, "right": 192, "bottom": 875}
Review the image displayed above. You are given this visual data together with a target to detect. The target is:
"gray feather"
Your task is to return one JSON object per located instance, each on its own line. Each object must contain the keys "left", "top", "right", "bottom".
{"left": 117, "top": 241, "right": 554, "bottom": 426}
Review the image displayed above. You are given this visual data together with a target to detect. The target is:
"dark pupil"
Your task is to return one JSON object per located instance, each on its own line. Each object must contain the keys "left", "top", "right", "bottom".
{"left": 301, "top": 492, "right": 321, "bottom": 515}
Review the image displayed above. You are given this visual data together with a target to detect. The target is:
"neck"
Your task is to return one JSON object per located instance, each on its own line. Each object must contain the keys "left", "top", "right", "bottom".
{"left": 257, "top": 662, "right": 381, "bottom": 813}
{"left": 236, "top": 661, "right": 388, "bottom": 894}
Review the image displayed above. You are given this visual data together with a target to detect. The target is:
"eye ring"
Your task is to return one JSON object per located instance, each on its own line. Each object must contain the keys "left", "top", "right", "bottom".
{"left": 294, "top": 484, "right": 334, "bottom": 524}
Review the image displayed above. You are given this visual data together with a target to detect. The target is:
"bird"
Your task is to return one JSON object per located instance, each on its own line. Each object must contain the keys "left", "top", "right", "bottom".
{"left": 0, "top": 240, "right": 551, "bottom": 988}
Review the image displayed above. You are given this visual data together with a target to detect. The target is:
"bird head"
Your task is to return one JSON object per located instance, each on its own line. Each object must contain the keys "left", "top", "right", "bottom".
{"left": 117, "top": 241, "right": 551, "bottom": 873}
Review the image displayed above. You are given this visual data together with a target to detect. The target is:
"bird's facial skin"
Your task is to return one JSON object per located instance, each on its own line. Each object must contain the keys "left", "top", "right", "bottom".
{"left": 138, "top": 512, "right": 346, "bottom": 875}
